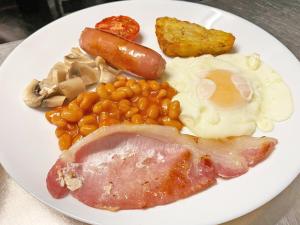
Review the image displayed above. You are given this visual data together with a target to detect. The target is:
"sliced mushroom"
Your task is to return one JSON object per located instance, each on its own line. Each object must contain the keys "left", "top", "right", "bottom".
{"left": 23, "top": 47, "right": 123, "bottom": 108}
{"left": 23, "top": 78, "right": 60, "bottom": 108}
{"left": 58, "top": 77, "right": 85, "bottom": 100}
{"left": 95, "top": 56, "right": 106, "bottom": 66}
{"left": 41, "top": 95, "right": 66, "bottom": 108}
{"left": 64, "top": 48, "right": 96, "bottom": 67}
{"left": 47, "top": 62, "right": 68, "bottom": 84}
{"left": 23, "top": 79, "right": 47, "bottom": 107}
{"left": 68, "top": 62, "right": 100, "bottom": 85}
{"left": 38, "top": 78, "right": 58, "bottom": 97}
{"left": 99, "top": 64, "right": 117, "bottom": 83}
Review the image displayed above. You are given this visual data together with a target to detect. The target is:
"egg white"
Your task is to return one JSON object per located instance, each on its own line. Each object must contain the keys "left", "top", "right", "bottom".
{"left": 164, "top": 54, "right": 293, "bottom": 139}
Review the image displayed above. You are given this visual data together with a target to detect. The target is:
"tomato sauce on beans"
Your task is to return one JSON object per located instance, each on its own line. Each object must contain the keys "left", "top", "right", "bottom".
{"left": 45, "top": 76, "right": 183, "bottom": 150}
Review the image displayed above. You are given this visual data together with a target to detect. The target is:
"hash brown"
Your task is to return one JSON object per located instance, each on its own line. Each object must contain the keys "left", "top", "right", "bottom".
{"left": 155, "top": 17, "right": 235, "bottom": 57}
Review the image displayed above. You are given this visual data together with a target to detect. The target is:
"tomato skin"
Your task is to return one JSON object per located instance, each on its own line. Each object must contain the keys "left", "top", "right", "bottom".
{"left": 95, "top": 15, "right": 140, "bottom": 41}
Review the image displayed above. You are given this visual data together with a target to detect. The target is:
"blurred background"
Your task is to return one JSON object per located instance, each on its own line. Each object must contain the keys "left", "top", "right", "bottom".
{"left": 0, "top": 0, "right": 201, "bottom": 44}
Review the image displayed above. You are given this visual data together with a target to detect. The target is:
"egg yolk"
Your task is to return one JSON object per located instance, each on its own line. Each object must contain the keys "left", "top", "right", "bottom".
{"left": 207, "top": 70, "right": 246, "bottom": 108}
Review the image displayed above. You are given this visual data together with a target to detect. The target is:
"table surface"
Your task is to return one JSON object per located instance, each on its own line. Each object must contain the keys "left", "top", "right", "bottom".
{"left": 1, "top": 0, "right": 299, "bottom": 225}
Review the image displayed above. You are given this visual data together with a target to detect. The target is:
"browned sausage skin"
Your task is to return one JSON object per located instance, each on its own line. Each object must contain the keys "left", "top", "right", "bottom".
{"left": 80, "top": 28, "right": 166, "bottom": 79}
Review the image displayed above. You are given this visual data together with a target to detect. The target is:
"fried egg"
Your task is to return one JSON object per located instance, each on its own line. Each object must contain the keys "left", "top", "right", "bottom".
{"left": 164, "top": 53, "right": 293, "bottom": 138}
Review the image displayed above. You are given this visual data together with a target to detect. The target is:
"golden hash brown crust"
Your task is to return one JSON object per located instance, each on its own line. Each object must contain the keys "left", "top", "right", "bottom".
{"left": 155, "top": 17, "right": 235, "bottom": 57}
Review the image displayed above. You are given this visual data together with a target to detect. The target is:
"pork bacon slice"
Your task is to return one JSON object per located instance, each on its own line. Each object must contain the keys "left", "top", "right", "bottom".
{"left": 195, "top": 136, "right": 277, "bottom": 178}
{"left": 46, "top": 125, "right": 216, "bottom": 210}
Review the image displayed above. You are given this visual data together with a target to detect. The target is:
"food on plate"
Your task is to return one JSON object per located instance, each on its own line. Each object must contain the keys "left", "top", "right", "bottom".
{"left": 45, "top": 76, "right": 182, "bottom": 150}
{"left": 80, "top": 28, "right": 166, "bottom": 79}
{"left": 95, "top": 15, "right": 140, "bottom": 41}
{"left": 23, "top": 79, "right": 66, "bottom": 108}
{"left": 164, "top": 53, "right": 293, "bottom": 138}
{"left": 194, "top": 135, "right": 277, "bottom": 178}
{"left": 46, "top": 124, "right": 216, "bottom": 209}
{"left": 19, "top": 14, "right": 288, "bottom": 211}
{"left": 155, "top": 17, "right": 235, "bottom": 57}
{"left": 46, "top": 124, "right": 277, "bottom": 210}
{"left": 23, "top": 48, "right": 117, "bottom": 108}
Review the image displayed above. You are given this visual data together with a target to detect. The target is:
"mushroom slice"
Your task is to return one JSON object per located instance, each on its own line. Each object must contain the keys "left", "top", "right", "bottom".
{"left": 42, "top": 95, "right": 66, "bottom": 108}
{"left": 23, "top": 79, "right": 46, "bottom": 108}
{"left": 48, "top": 62, "right": 68, "bottom": 84}
{"left": 38, "top": 78, "right": 58, "bottom": 97}
{"left": 99, "top": 64, "right": 117, "bottom": 83}
{"left": 64, "top": 48, "right": 96, "bottom": 67}
{"left": 69, "top": 62, "right": 100, "bottom": 85}
{"left": 58, "top": 77, "right": 85, "bottom": 100}
{"left": 95, "top": 56, "right": 106, "bottom": 66}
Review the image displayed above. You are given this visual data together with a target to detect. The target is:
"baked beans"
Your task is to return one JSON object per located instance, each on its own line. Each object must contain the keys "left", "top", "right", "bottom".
{"left": 45, "top": 76, "right": 183, "bottom": 150}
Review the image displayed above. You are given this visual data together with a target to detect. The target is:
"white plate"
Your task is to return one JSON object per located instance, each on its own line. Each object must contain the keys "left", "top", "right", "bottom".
{"left": 0, "top": 1, "right": 299, "bottom": 225}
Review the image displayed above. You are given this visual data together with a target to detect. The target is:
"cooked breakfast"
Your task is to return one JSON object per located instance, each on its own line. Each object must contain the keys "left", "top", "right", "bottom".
{"left": 21, "top": 15, "right": 293, "bottom": 211}
{"left": 155, "top": 17, "right": 235, "bottom": 57}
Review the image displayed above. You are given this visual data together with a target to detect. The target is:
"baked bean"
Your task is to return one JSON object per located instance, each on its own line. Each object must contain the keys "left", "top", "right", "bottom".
{"left": 99, "top": 111, "right": 110, "bottom": 121}
{"left": 58, "top": 133, "right": 72, "bottom": 150}
{"left": 161, "top": 116, "right": 183, "bottom": 130}
{"left": 105, "top": 83, "right": 115, "bottom": 93}
{"left": 92, "top": 101, "right": 103, "bottom": 114}
{"left": 147, "top": 104, "right": 160, "bottom": 119}
{"left": 140, "top": 82, "right": 149, "bottom": 92}
{"left": 80, "top": 124, "right": 98, "bottom": 136}
{"left": 131, "top": 114, "right": 143, "bottom": 124}
{"left": 157, "top": 89, "right": 167, "bottom": 99}
{"left": 130, "top": 83, "right": 142, "bottom": 95}
{"left": 111, "top": 90, "right": 127, "bottom": 101}
{"left": 46, "top": 75, "right": 183, "bottom": 150}
{"left": 80, "top": 92, "right": 99, "bottom": 111}
{"left": 117, "top": 87, "right": 133, "bottom": 98}
{"left": 72, "top": 134, "right": 83, "bottom": 144}
{"left": 142, "top": 90, "right": 150, "bottom": 97}
{"left": 51, "top": 115, "right": 67, "bottom": 127}
{"left": 119, "top": 99, "right": 131, "bottom": 106}
{"left": 66, "top": 123, "right": 77, "bottom": 130}
{"left": 161, "top": 98, "right": 171, "bottom": 115}
{"left": 61, "top": 108, "right": 83, "bottom": 122}
{"left": 96, "top": 84, "right": 110, "bottom": 99}
{"left": 126, "top": 79, "right": 136, "bottom": 87}
{"left": 126, "top": 107, "right": 139, "bottom": 118}
{"left": 67, "top": 126, "right": 79, "bottom": 137}
{"left": 118, "top": 99, "right": 131, "bottom": 113}
{"left": 55, "top": 127, "right": 66, "bottom": 138}
{"left": 100, "top": 118, "right": 120, "bottom": 126}
{"left": 114, "top": 80, "right": 126, "bottom": 88}
{"left": 145, "top": 118, "right": 158, "bottom": 124}
{"left": 148, "top": 80, "right": 160, "bottom": 91}
{"left": 78, "top": 114, "right": 98, "bottom": 127}
{"left": 68, "top": 101, "right": 80, "bottom": 111}
{"left": 130, "top": 95, "right": 139, "bottom": 103}
{"left": 137, "top": 97, "right": 148, "bottom": 111}
{"left": 45, "top": 110, "right": 60, "bottom": 123}
{"left": 101, "top": 99, "right": 113, "bottom": 110}
{"left": 168, "top": 100, "right": 181, "bottom": 119}
{"left": 116, "top": 75, "right": 127, "bottom": 81}
{"left": 109, "top": 109, "right": 120, "bottom": 120}
{"left": 76, "top": 92, "right": 85, "bottom": 104}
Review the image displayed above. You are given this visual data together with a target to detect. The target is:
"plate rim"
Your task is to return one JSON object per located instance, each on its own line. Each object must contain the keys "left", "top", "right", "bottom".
{"left": 0, "top": 1, "right": 299, "bottom": 225}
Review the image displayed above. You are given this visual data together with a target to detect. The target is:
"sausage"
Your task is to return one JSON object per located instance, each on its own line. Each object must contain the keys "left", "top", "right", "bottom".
{"left": 80, "top": 28, "right": 166, "bottom": 79}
